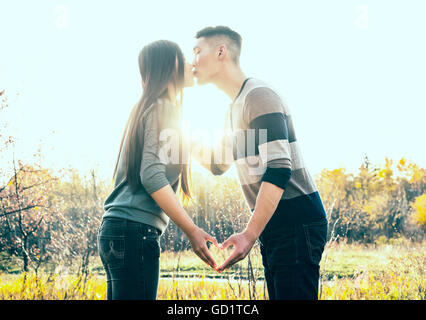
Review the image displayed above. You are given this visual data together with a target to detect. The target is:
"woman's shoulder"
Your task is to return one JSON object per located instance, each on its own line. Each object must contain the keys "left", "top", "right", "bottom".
{"left": 155, "top": 98, "right": 181, "bottom": 120}
{"left": 158, "top": 98, "right": 179, "bottom": 111}
{"left": 142, "top": 98, "right": 177, "bottom": 119}
{"left": 142, "top": 98, "right": 181, "bottom": 131}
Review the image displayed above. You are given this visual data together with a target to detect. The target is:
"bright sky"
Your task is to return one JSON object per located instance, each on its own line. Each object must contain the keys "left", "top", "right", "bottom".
{"left": 1, "top": 0, "right": 425, "bottom": 183}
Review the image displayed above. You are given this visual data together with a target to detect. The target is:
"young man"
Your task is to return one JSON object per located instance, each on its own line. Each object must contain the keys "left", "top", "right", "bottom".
{"left": 191, "top": 26, "right": 328, "bottom": 300}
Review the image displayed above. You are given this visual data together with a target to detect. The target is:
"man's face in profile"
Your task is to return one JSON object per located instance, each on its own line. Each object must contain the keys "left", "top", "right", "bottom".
{"left": 192, "top": 37, "right": 221, "bottom": 85}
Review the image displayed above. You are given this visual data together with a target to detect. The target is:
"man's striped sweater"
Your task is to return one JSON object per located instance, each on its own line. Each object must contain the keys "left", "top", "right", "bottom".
{"left": 197, "top": 78, "right": 327, "bottom": 225}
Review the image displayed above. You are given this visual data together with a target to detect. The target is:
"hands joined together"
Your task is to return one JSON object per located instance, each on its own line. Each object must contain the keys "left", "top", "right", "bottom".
{"left": 186, "top": 226, "right": 257, "bottom": 273}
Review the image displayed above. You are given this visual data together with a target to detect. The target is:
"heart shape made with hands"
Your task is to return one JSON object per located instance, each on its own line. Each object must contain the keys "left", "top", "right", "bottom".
{"left": 208, "top": 245, "right": 228, "bottom": 269}
{"left": 205, "top": 240, "right": 238, "bottom": 272}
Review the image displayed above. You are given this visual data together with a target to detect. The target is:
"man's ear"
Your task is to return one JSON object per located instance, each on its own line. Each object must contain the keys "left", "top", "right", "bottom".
{"left": 217, "top": 45, "right": 226, "bottom": 60}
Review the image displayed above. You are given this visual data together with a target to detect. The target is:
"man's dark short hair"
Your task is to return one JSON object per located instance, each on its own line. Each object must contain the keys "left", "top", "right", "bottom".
{"left": 195, "top": 26, "right": 242, "bottom": 64}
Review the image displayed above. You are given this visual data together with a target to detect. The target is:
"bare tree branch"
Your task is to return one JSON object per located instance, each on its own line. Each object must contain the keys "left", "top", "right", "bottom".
{"left": 0, "top": 205, "right": 43, "bottom": 218}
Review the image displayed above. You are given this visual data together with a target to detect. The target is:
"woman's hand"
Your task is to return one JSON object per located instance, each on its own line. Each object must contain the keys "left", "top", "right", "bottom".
{"left": 186, "top": 225, "right": 219, "bottom": 270}
{"left": 150, "top": 185, "right": 219, "bottom": 269}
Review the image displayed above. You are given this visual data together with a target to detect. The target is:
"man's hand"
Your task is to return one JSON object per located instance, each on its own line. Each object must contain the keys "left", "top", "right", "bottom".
{"left": 216, "top": 230, "right": 257, "bottom": 273}
{"left": 215, "top": 181, "right": 285, "bottom": 273}
{"left": 186, "top": 226, "right": 219, "bottom": 270}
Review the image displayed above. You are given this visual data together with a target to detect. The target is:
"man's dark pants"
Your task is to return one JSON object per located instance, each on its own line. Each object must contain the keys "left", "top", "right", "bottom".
{"left": 259, "top": 218, "right": 328, "bottom": 300}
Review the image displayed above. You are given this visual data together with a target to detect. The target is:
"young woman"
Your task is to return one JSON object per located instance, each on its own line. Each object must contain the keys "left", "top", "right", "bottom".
{"left": 97, "top": 40, "right": 218, "bottom": 300}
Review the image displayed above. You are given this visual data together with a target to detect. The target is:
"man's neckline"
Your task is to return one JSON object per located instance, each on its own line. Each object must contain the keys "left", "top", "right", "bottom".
{"left": 232, "top": 77, "right": 251, "bottom": 104}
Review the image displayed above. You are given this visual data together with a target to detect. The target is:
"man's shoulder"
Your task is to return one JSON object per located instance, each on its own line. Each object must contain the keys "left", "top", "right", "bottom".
{"left": 242, "top": 80, "right": 286, "bottom": 122}
{"left": 242, "top": 79, "right": 283, "bottom": 106}
{"left": 245, "top": 86, "right": 281, "bottom": 105}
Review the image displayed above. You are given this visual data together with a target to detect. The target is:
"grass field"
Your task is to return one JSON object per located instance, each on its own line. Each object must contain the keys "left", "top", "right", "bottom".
{"left": 0, "top": 241, "right": 424, "bottom": 300}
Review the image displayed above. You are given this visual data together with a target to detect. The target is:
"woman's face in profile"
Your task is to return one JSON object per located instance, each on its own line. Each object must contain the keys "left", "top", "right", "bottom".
{"left": 184, "top": 60, "right": 194, "bottom": 87}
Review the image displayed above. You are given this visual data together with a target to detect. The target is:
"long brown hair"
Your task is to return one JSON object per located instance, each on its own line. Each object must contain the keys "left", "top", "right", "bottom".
{"left": 113, "top": 40, "right": 191, "bottom": 202}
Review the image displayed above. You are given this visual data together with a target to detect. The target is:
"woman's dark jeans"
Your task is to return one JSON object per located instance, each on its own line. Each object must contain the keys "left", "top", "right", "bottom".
{"left": 259, "top": 219, "right": 328, "bottom": 300}
{"left": 97, "top": 217, "right": 161, "bottom": 300}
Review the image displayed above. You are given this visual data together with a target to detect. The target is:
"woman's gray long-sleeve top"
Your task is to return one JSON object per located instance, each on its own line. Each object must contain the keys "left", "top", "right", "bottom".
{"left": 102, "top": 98, "right": 184, "bottom": 234}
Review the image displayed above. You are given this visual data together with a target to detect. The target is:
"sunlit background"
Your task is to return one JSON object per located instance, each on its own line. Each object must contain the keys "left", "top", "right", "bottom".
{"left": 1, "top": 0, "right": 425, "bottom": 182}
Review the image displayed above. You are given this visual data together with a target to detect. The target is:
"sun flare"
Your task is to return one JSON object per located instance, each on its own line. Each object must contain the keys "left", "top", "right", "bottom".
{"left": 181, "top": 85, "right": 230, "bottom": 148}
{"left": 181, "top": 85, "right": 236, "bottom": 176}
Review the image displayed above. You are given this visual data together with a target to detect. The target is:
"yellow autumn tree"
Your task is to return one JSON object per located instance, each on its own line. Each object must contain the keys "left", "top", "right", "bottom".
{"left": 315, "top": 167, "right": 354, "bottom": 238}
{"left": 316, "top": 156, "right": 424, "bottom": 242}
{"left": 411, "top": 194, "right": 426, "bottom": 228}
